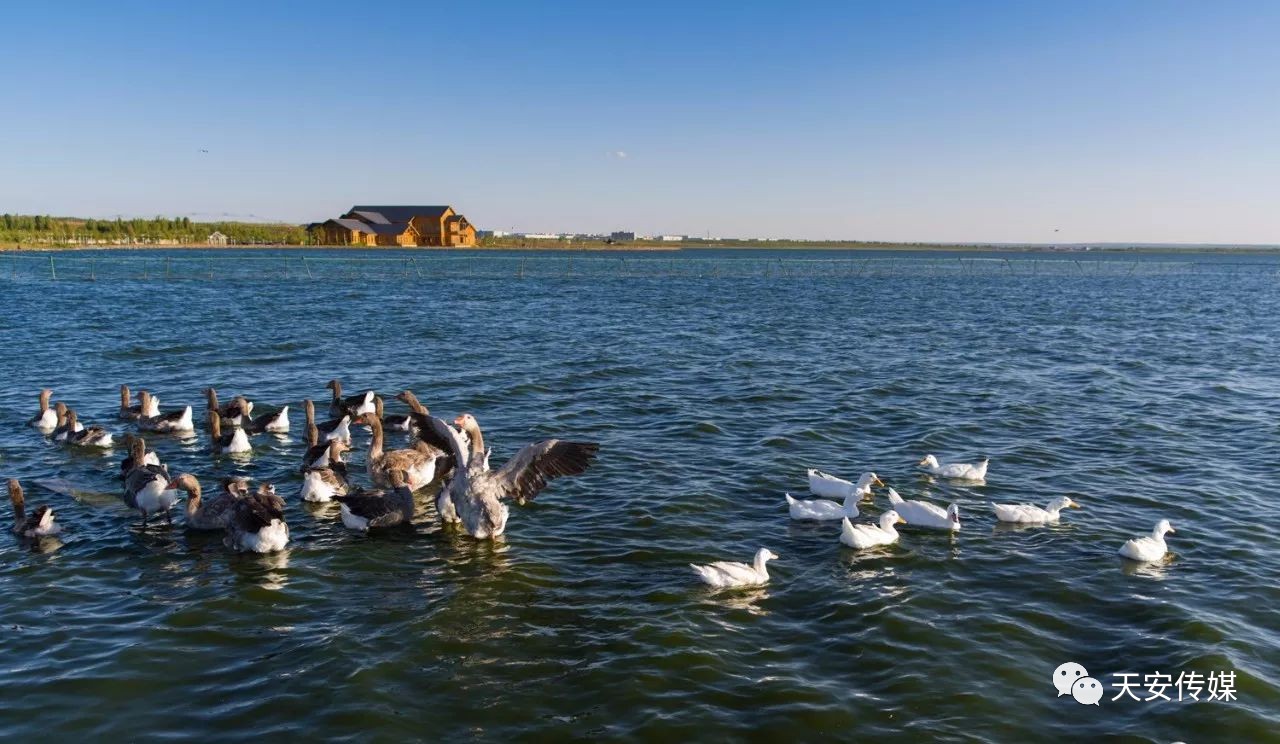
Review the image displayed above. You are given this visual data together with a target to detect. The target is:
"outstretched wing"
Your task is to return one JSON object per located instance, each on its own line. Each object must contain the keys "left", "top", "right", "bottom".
{"left": 411, "top": 414, "right": 468, "bottom": 468}
{"left": 491, "top": 440, "right": 599, "bottom": 503}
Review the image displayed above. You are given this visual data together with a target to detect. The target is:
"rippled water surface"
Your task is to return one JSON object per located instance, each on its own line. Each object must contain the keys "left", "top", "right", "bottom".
{"left": 1, "top": 248, "right": 1278, "bottom": 741}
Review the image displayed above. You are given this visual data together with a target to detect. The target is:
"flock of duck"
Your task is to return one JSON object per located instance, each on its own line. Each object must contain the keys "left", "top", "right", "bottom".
{"left": 13, "top": 381, "right": 600, "bottom": 551}
{"left": 691, "top": 458, "right": 1178, "bottom": 588}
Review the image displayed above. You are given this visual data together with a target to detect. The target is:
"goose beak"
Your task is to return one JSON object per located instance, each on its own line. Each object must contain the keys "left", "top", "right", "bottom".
{"left": 1069, "top": 502, "right": 1082, "bottom": 508}
{"left": 1167, "top": 527, "right": 1176, "bottom": 533}
{"left": 897, "top": 516, "right": 907, "bottom": 524}
{"left": 917, "top": 458, "right": 929, "bottom": 466}
{"left": 873, "top": 477, "right": 885, "bottom": 487}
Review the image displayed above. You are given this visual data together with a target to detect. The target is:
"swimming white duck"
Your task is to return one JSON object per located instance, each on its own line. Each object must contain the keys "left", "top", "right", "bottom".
{"left": 121, "top": 437, "right": 178, "bottom": 525}
{"left": 207, "top": 413, "right": 251, "bottom": 455}
{"left": 63, "top": 410, "right": 114, "bottom": 448}
{"left": 9, "top": 479, "right": 61, "bottom": 537}
{"left": 992, "top": 497, "right": 1080, "bottom": 524}
{"left": 918, "top": 455, "right": 989, "bottom": 481}
{"left": 785, "top": 492, "right": 859, "bottom": 521}
{"left": 224, "top": 484, "right": 289, "bottom": 553}
{"left": 807, "top": 470, "right": 883, "bottom": 500}
{"left": 839, "top": 511, "right": 905, "bottom": 549}
{"left": 29, "top": 389, "right": 57, "bottom": 431}
{"left": 1119, "top": 519, "right": 1175, "bottom": 562}
{"left": 691, "top": 548, "right": 778, "bottom": 589}
{"left": 887, "top": 488, "right": 960, "bottom": 530}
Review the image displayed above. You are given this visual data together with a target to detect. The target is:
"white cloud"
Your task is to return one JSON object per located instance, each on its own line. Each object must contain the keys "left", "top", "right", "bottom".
{"left": 609, "top": 150, "right": 628, "bottom": 159}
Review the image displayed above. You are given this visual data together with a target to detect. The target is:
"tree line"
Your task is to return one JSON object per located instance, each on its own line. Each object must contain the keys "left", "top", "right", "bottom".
{"left": 1, "top": 214, "right": 310, "bottom": 246}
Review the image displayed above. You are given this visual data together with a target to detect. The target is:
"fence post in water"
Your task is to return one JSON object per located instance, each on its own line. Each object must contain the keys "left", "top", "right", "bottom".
{"left": 302, "top": 256, "right": 313, "bottom": 279}
{"left": 165, "top": 256, "right": 171, "bottom": 280}
{"left": 518, "top": 258, "right": 525, "bottom": 279}
{"left": 410, "top": 257, "right": 421, "bottom": 279}
{"left": 49, "top": 255, "right": 56, "bottom": 280}
{"left": 90, "top": 258, "right": 96, "bottom": 281}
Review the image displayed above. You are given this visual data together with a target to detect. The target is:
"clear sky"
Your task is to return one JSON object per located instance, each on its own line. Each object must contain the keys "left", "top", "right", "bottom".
{"left": 2, "top": 1, "right": 1277, "bottom": 243}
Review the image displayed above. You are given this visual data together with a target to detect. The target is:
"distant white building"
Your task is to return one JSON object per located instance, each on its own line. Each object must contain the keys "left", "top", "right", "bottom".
{"left": 520, "top": 233, "right": 561, "bottom": 240}
{"left": 207, "top": 231, "right": 228, "bottom": 246}
{"left": 658, "top": 235, "right": 684, "bottom": 242}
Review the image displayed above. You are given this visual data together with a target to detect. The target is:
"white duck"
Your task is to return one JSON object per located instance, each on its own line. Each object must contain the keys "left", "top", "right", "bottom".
{"left": 1119, "top": 519, "right": 1175, "bottom": 562}
{"left": 992, "top": 497, "right": 1080, "bottom": 524}
{"left": 785, "top": 492, "right": 859, "bottom": 521}
{"left": 840, "top": 511, "right": 905, "bottom": 549}
{"left": 919, "top": 455, "right": 989, "bottom": 481}
{"left": 807, "top": 469, "right": 883, "bottom": 500}
{"left": 691, "top": 548, "right": 777, "bottom": 589}
{"left": 887, "top": 488, "right": 960, "bottom": 530}
{"left": 29, "top": 389, "right": 57, "bottom": 431}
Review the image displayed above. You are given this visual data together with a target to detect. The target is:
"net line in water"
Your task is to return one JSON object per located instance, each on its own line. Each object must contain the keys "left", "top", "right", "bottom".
{"left": 1, "top": 252, "right": 1277, "bottom": 281}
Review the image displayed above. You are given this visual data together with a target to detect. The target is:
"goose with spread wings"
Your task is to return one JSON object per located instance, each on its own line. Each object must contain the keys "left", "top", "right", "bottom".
{"left": 424, "top": 413, "right": 599, "bottom": 539}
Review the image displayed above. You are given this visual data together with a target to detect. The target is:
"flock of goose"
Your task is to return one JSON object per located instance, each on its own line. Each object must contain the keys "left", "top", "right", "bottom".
{"left": 13, "top": 381, "right": 600, "bottom": 551}
{"left": 691, "top": 458, "right": 1178, "bottom": 588}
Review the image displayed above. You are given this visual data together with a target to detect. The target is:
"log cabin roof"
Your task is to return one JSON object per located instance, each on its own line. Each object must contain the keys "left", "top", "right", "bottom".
{"left": 345, "top": 205, "right": 452, "bottom": 223}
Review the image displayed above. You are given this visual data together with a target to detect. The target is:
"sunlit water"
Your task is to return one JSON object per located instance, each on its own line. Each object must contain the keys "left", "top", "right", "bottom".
{"left": 1, "top": 249, "right": 1277, "bottom": 740}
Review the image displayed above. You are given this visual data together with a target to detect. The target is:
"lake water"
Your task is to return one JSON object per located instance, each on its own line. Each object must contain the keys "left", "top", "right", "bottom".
{"left": 1, "top": 248, "right": 1278, "bottom": 741}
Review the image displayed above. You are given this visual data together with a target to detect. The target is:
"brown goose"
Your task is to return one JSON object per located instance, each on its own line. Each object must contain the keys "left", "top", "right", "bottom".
{"left": 304, "top": 399, "right": 350, "bottom": 443}
{"left": 337, "top": 469, "right": 414, "bottom": 531}
{"left": 63, "top": 410, "right": 114, "bottom": 448}
{"left": 137, "top": 391, "right": 195, "bottom": 433}
{"left": 373, "top": 396, "right": 413, "bottom": 432}
{"left": 118, "top": 384, "right": 156, "bottom": 420}
{"left": 118, "top": 433, "right": 161, "bottom": 477}
{"left": 356, "top": 414, "right": 439, "bottom": 490}
{"left": 225, "top": 483, "right": 288, "bottom": 553}
{"left": 208, "top": 413, "right": 251, "bottom": 455}
{"left": 9, "top": 479, "right": 61, "bottom": 537}
{"left": 29, "top": 389, "right": 57, "bottom": 431}
{"left": 300, "top": 440, "right": 353, "bottom": 503}
{"left": 51, "top": 401, "right": 84, "bottom": 441}
{"left": 204, "top": 388, "right": 253, "bottom": 423}
{"left": 122, "top": 437, "right": 178, "bottom": 525}
{"left": 326, "top": 379, "right": 376, "bottom": 418}
{"left": 169, "top": 474, "right": 244, "bottom": 531}
{"left": 242, "top": 405, "right": 290, "bottom": 434}
{"left": 427, "top": 413, "right": 599, "bottom": 539}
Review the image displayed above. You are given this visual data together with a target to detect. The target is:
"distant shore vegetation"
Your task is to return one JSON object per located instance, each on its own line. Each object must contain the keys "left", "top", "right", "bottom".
{"left": 1, "top": 214, "right": 308, "bottom": 247}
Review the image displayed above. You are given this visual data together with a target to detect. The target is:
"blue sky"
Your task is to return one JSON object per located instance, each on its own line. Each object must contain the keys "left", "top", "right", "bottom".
{"left": 2, "top": 1, "right": 1277, "bottom": 243}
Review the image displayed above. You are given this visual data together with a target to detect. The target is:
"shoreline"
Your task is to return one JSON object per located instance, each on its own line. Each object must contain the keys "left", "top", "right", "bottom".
{"left": 3, "top": 240, "right": 1280, "bottom": 255}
